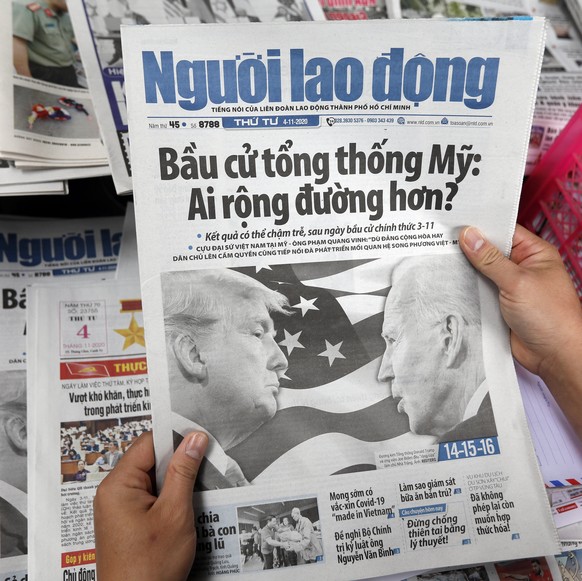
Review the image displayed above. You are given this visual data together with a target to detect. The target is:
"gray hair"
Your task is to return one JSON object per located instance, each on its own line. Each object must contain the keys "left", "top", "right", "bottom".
{"left": 391, "top": 254, "right": 481, "bottom": 327}
{"left": 162, "top": 269, "right": 290, "bottom": 342}
{"left": 0, "top": 370, "right": 26, "bottom": 417}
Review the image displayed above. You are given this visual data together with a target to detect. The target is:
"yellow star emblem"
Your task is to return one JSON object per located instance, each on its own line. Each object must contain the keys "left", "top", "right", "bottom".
{"left": 114, "top": 314, "right": 146, "bottom": 350}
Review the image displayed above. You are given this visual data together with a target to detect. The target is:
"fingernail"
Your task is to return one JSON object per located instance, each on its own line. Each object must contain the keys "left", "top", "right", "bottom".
{"left": 463, "top": 227, "right": 485, "bottom": 252}
{"left": 185, "top": 432, "right": 207, "bottom": 460}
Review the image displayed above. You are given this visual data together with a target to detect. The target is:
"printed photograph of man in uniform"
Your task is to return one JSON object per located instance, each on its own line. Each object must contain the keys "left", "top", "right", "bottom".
{"left": 12, "top": 0, "right": 83, "bottom": 88}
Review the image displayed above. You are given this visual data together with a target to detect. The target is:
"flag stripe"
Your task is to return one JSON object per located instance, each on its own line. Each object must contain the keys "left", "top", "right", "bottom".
{"left": 277, "top": 357, "right": 387, "bottom": 413}
{"left": 336, "top": 294, "right": 386, "bottom": 325}
{"left": 229, "top": 397, "right": 410, "bottom": 481}
{"left": 300, "top": 256, "right": 403, "bottom": 294}
{"left": 251, "top": 431, "right": 437, "bottom": 484}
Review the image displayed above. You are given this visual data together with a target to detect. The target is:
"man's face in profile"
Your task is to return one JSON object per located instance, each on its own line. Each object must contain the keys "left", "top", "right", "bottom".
{"left": 378, "top": 272, "right": 453, "bottom": 436}
{"left": 532, "top": 562, "right": 542, "bottom": 576}
{"left": 197, "top": 295, "right": 288, "bottom": 426}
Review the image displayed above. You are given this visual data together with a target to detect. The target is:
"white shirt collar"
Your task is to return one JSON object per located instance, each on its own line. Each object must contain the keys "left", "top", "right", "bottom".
{"left": 462, "top": 380, "right": 488, "bottom": 421}
{"left": 171, "top": 412, "right": 229, "bottom": 475}
{"left": 0, "top": 480, "right": 27, "bottom": 518}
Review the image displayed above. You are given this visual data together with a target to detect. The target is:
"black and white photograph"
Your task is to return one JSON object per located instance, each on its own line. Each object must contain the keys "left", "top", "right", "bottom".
{"left": 253, "top": 0, "right": 309, "bottom": 21}
{"left": 83, "top": 0, "right": 155, "bottom": 68}
{"left": 162, "top": 254, "right": 497, "bottom": 490}
{"left": 0, "top": 370, "right": 27, "bottom": 559}
{"left": 237, "top": 497, "right": 323, "bottom": 571}
{"left": 59, "top": 415, "right": 151, "bottom": 484}
{"left": 13, "top": 85, "right": 100, "bottom": 139}
{"left": 415, "top": 565, "right": 490, "bottom": 581}
{"left": 179, "top": 0, "right": 260, "bottom": 23}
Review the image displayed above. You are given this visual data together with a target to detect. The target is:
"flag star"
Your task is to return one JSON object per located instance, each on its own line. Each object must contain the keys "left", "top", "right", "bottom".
{"left": 114, "top": 314, "right": 146, "bottom": 350}
{"left": 278, "top": 329, "right": 305, "bottom": 355}
{"left": 254, "top": 264, "right": 272, "bottom": 273}
{"left": 318, "top": 340, "right": 346, "bottom": 366}
{"left": 291, "top": 296, "right": 319, "bottom": 317}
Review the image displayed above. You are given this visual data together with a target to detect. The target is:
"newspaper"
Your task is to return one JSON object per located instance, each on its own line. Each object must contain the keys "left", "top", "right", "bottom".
{"left": 0, "top": 179, "right": 66, "bottom": 196}
{"left": 122, "top": 19, "right": 559, "bottom": 578}
{"left": 0, "top": 0, "right": 108, "bottom": 166}
{"left": 516, "top": 362, "right": 582, "bottom": 488}
{"left": 0, "top": 159, "right": 109, "bottom": 187}
{"left": 68, "top": 0, "right": 324, "bottom": 195}
{"left": 317, "top": 0, "right": 390, "bottom": 20}
{"left": 27, "top": 278, "right": 151, "bottom": 580}
{"left": 394, "top": 0, "right": 582, "bottom": 75}
{"left": 0, "top": 215, "right": 123, "bottom": 579}
{"left": 525, "top": 73, "right": 582, "bottom": 175}
{"left": 404, "top": 555, "right": 562, "bottom": 581}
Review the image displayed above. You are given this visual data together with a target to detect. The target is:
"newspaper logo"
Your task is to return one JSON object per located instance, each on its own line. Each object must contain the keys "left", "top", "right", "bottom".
{"left": 142, "top": 48, "right": 499, "bottom": 112}
{"left": 0, "top": 228, "right": 121, "bottom": 267}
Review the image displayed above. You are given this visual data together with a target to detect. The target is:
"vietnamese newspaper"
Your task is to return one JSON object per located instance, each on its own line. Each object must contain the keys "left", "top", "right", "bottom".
{"left": 122, "top": 19, "right": 559, "bottom": 579}
{"left": 0, "top": 216, "right": 123, "bottom": 580}
{"left": 68, "top": 0, "right": 324, "bottom": 195}
{"left": 27, "top": 279, "right": 151, "bottom": 580}
{"left": 0, "top": 0, "right": 107, "bottom": 166}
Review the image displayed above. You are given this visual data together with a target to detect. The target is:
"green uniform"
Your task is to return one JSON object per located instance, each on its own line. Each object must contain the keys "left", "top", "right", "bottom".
{"left": 12, "top": 0, "right": 79, "bottom": 87}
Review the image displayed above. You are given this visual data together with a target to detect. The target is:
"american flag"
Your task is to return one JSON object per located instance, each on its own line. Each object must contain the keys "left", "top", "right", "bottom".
{"left": 228, "top": 257, "right": 428, "bottom": 483}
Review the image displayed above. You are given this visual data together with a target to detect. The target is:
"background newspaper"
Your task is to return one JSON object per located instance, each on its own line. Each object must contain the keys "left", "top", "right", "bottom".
{"left": 27, "top": 278, "right": 150, "bottom": 580}
{"left": 68, "top": 0, "right": 325, "bottom": 194}
{"left": 122, "top": 19, "right": 560, "bottom": 579}
{"left": 0, "top": 215, "right": 122, "bottom": 579}
{"left": 0, "top": 1, "right": 108, "bottom": 169}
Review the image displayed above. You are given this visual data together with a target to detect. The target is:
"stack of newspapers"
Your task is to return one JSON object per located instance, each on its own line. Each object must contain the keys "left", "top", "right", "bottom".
{"left": 3, "top": 15, "right": 579, "bottom": 581}
{"left": 0, "top": 0, "right": 323, "bottom": 197}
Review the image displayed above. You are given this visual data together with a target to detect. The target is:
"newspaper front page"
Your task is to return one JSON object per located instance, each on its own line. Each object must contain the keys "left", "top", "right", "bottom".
{"left": 122, "top": 19, "right": 559, "bottom": 579}
{"left": 0, "top": 216, "right": 123, "bottom": 580}
{"left": 27, "top": 279, "right": 151, "bottom": 580}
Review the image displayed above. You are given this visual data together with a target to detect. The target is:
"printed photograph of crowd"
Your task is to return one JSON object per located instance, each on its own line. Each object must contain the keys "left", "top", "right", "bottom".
{"left": 236, "top": 498, "right": 323, "bottom": 571}
{"left": 60, "top": 415, "right": 151, "bottom": 484}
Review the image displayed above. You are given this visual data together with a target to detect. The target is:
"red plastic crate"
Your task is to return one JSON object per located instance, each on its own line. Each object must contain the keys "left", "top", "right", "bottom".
{"left": 519, "top": 105, "right": 582, "bottom": 299}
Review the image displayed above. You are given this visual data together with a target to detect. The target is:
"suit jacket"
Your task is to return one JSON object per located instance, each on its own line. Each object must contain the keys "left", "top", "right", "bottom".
{"left": 105, "top": 450, "right": 123, "bottom": 468}
{"left": 0, "top": 495, "right": 27, "bottom": 558}
{"left": 172, "top": 431, "right": 249, "bottom": 491}
{"left": 438, "top": 392, "right": 497, "bottom": 443}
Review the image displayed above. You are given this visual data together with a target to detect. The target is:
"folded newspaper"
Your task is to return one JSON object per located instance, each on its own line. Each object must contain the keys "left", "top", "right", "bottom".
{"left": 0, "top": 1, "right": 108, "bottom": 167}
{"left": 27, "top": 278, "right": 150, "bottom": 581}
{"left": 0, "top": 215, "right": 123, "bottom": 580}
{"left": 122, "top": 19, "right": 559, "bottom": 578}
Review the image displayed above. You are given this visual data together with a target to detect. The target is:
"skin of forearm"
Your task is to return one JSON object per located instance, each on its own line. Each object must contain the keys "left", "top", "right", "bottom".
{"left": 538, "top": 315, "right": 582, "bottom": 440}
{"left": 13, "top": 38, "right": 31, "bottom": 77}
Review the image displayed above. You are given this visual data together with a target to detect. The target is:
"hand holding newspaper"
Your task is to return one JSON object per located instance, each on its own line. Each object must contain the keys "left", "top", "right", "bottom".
{"left": 121, "top": 19, "right": 558, "bottom": 579}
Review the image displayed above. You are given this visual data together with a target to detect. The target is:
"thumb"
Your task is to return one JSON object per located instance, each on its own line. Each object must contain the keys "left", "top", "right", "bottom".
{"left": 459, "top": 226, "right": 520, "bottom": 292}
{"left": 158, "top": 431, "right": 208, "bottom": 509}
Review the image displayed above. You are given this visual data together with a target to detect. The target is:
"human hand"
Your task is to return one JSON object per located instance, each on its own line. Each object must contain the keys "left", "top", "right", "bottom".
{"left": 94, "top": 430, "right": 208, "bottom": 581}
{"left": 460, "top": 225, "right": 582, "bottom": 377}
